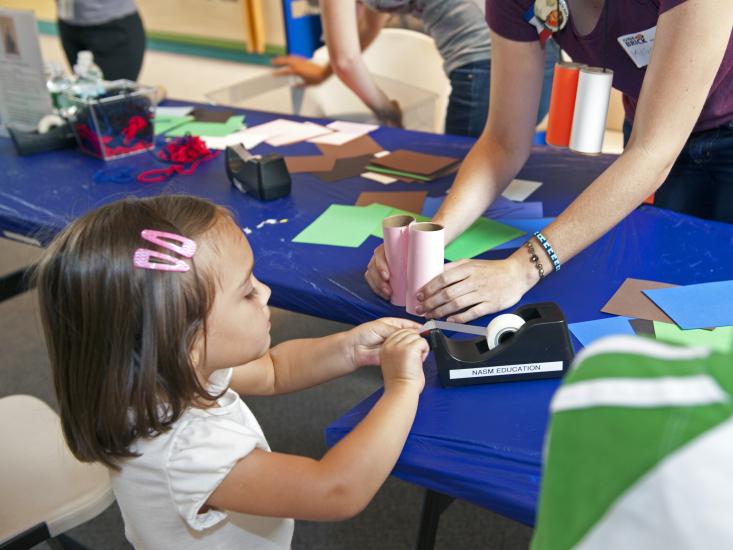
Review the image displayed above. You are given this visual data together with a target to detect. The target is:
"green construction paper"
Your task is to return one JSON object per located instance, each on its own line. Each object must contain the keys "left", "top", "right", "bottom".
{"left": 165, "top": 115, "right": 246, "bottom": 137}
{"left": 154, "top": 115, "right": 194, "bottom": 135}
{"left": 653, "top": 322, "right": 733, "bottom": 354}
{"left": 366, "top": 203, "right": 429, "bottom": 238}
{"left": 292, "top": 204, "right": 388, "bottom": 248}
{"left": 444, "top": 217, "right": 526, "bottom": 261}
{"left": 365, "top": 165, "right": 432, "bottom": 182}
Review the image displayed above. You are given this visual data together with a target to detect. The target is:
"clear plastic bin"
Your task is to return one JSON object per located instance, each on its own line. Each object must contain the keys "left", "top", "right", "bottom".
{"left": 206, "top": 72, "right": 440, "bottom": 132}
{"left": 65, "top": 81, "right": 155, "bottom": 160}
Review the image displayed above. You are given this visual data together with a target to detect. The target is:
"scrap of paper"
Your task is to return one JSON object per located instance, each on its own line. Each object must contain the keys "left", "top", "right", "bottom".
{"left": 569, "top": 317, "right": 635, "bottom": 348}
{"left": 166, "top": 115, "right": 246, "bottom": 138}
{"left": 266, "top": 121, "right": 332, "bottom": 146}
{"left": 444, "top": 218, "right": 525, "bottom": 261}
{"left": 285, "top": 155, "right": 336, "bottom": 173}
{"left": 154, "top": 115, "right": 193, "bottom": 135}
{"left": 355, "top": 191, "right": 428, "bottom": 214}
{"left": 629, "top": 318, "right": 656, "bottom": 338}
{"left": 492, "top": 217, "right": 555, "bottom": 251}
{"left": 421, "top": 196, "right": 444, "bottom": 218}
{"left": 315, "top": 135, "right": 384, "bottom": 159}
{"left": 361, "top": 172, "right": 397, "bottom": 184}
{"left": 308, "top": 120, "right": 378, "bottom": 145}
{"left": 292, "top": 204, "right": 388, "bottom": 248}
{"left": 644, "top": 280, "right": 733, "bottom": 330}
{"left": 155, "top": 106, "right": 193, "bottom": 117}
{"left": 190, "top": 107, "right": 236, "bottom": 123}
{"left": 313, "top": 155, "right": 374, "bottom": 182}
{"left": 602, "top": 278, "right": 677, "bottom": 324}
{"left": 501, "top": 179, "right": 542, "bottom": 202}
{"left": 653, "top": 322, "right": 733, "bottom": 353}
{"left": 370, "top": 149, "right": 460, "bottom": 178}
{"left": 202, "top": 129, "right": 269, "bottom": 150}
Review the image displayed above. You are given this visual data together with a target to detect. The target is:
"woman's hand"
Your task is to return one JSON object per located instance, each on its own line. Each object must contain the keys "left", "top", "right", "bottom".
{"left": 364, "top": 243, "right": 392, "bottom": 300}
{"left": 374, "top": 99, "right": 403, "bottom": 128}
{"left": 416, "top": 257, "right": 535, "bottom": 323}
{"left": 347, "top": 317, "right": 422, "bottom": 367}
{"left": 271, "top": 55, "right": 329, "bottom": 86}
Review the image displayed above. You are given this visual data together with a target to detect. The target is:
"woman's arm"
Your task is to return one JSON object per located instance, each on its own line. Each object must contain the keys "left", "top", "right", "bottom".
{"left": 418, "top": 0, "right": 733, "bottom": 322}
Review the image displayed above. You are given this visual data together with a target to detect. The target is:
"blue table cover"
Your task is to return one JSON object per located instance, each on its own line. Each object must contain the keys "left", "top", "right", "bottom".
{"left": 3, "top": 104, "right": 732, "bottom": 527}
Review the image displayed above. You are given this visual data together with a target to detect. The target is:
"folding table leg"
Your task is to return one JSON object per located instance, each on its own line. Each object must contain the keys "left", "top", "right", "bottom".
{"left": 415, "top": 489, "right": 454, "bottom": 550}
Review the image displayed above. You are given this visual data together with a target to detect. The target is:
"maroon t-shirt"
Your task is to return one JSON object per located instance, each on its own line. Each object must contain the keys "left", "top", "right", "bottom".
{"left": 486, "top": 0, "right": 733, "bottom": 132}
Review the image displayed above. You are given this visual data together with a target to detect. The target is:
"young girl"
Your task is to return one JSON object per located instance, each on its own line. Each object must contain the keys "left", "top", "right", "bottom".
{"left": 36, "top": 195, "right": 428, "bottom": 549}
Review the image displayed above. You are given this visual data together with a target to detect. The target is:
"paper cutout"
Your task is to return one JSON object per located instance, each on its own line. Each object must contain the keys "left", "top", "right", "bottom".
{"left": 155, "top": 106, "right": 193, "bottom": 118}
{"left": 492, "top": 217, "right": 555, "bottom": 251}
{"left": 629, "top": 318, "right": 656, "bottom": 337}
{"left": 644, "top": 280, "right": 733, "bottom": 330}
{"left": 266, "top": 121, "right": 332, "bottom": 146}
{"left": 444, "top": 218, "right": 525, "bottom": 261}
{"left": 308, "top": 120, "right": 378, "bottom": 145}
{"left": 501, "top": 179, "right": 543, "bottom": 202}
{"left": 285, "top": 155, "right": 336, "bottom": 174}
{"left": 190, "top": 107, "right": 236, "bottom": 123}
{"left": 315, "top": 135, "right": 383, "bottom": 159}
{"left": 313, "top": 155, "right": 374, "bottom": 182}
{"left": 653, "top": 322, "right": 733, "bottom": 353}
{"left": 569, "top": 317, "right": 635, "bottom": 348}
{"left": 421, "top": 196, "right": 444, "bottom": 218}
{"left": 355, "top": 191, "right": 428, "bottom": 214}
{"left": 602, "top": 278, "right": 677, "bottom": 324}
{"left": 292, "top": 204, "right": 387, "bottom": 248}
{"left": 154, "top": 115, "right": 194, "bottom": 136}
{"left": 166, "top": 115, "right": 246, "bottom": 138}
{"left": 361, "top": 172, "right": 397, "bottom": 184}
{"left": 370, "top": 150, "right": 460, "bottom": 177}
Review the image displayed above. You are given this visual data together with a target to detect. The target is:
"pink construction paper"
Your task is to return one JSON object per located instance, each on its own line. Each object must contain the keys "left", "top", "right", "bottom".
{"left": 383, "top": 215, "right": 414, "bottom": 307}
{"left": 406, "top": 222, "right": 445, "bottom": 316}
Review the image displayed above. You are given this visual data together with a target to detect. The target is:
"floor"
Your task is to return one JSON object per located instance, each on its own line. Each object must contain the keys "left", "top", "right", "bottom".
{"left": 3, "top": 36, "right": 533, "bottom": 550}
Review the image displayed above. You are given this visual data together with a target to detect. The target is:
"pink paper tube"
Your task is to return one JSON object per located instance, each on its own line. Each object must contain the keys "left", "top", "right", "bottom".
{"left": 382, "top": 214, "right": 414, "bottom": 307}
{"left": 406, "top": 222, "right": 445, "bottom": 316}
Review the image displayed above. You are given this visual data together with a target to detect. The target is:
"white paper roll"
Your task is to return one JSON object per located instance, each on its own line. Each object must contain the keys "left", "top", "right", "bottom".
{"left": 569, "top": 67, "right": 613, "bottom": 155}
{"left": 486, "top": 313, "right": 526, "bottom": 350}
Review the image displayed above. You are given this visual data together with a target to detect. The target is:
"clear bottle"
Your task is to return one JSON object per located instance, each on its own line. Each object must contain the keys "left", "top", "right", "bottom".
{"left": 72, "top": 51, "right": 105, "bottom": 98}
{"left": 45, "top": 61, "right": 73, "bottom": 109}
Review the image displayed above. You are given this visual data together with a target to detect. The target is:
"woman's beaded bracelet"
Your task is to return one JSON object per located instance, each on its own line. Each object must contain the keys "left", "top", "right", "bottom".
{"left": 533, "top": 231, "right": 561, "bottom": 272}
{"left": 525, "top": 240, "right": 545, "bottom": 279}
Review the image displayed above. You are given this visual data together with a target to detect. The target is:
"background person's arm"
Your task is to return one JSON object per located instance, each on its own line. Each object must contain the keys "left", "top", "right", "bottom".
{"left": 417, "top": 0, "right": 733, "bottom": 322}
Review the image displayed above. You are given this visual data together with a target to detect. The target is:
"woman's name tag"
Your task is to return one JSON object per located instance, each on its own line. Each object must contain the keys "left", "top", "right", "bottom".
{"left": 617, "top": 26, "right": 656, "bottom": 69}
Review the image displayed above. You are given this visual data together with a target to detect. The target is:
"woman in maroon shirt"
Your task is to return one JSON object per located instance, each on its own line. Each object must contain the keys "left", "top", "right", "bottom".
{"left": 365, "top": 0, "right": 732, "bottom": 322}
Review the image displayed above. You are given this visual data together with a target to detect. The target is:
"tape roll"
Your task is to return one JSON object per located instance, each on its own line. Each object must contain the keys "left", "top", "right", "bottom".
{"left": 37, "top": 114, "right": 65, "bottom": 134}
{"left": 486, "top": 313, "right": 526, "bottom": 350}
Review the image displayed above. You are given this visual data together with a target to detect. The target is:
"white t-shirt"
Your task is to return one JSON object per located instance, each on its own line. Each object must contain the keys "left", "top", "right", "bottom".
{"left": 111, "top": 369, "right": 294, "bottom": 549}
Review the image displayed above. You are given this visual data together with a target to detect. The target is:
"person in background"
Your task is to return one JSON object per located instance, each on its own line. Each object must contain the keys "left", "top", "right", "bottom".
{"left": 365, "top": 0, "right": 733, "bottom": 322}
{"left": 56, "top": 0, "right": 145, "bottom": 81}
{"left": 273, "top": 0, "right": 557, "bottom": 136}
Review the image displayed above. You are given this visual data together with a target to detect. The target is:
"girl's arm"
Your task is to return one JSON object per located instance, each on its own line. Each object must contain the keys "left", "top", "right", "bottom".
{"left": 207, "top": 330, "right": 428, "bottom": 520}
{"left": 230, "top": 318, "right": 420, "bottom": 396}
{"left": 415, "top": 1, "right": 733, "bottom": 322}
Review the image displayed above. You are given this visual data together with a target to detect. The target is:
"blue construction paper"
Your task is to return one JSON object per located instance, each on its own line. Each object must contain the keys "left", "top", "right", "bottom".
{"left": 569, "top": 316, "right": 635, "bottom": 348}
{"left": 492, "top": 217, "right": 556, "bottom": 251}
{"left": 421, "top": 195, "right": 444, "bottom": 218}
{"left": 643, "top": 280, "right": 733, "bottom": 330}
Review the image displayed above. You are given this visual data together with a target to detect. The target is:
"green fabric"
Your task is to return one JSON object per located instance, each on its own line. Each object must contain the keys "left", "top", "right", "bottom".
{"left": 444, "top": 217, "right": 525, "bottom": 261}
{"left": 654, "top": 322, "right": 733, "bottom": 354}
{"left": 532, "top": 349, "right": 733, "bottom": 550}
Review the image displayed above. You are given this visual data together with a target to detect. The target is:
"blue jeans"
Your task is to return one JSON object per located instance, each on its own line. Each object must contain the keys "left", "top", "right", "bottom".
{"left": 624, "top": 119, "right": 733, "bottom": 224}
{"left": 445, "top": 40, "right": 557, "bottom": 137}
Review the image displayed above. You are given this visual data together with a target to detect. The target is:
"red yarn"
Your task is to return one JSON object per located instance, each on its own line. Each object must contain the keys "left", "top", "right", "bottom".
{"left": 137, "top": 135, "right": 220, "bottom": 184}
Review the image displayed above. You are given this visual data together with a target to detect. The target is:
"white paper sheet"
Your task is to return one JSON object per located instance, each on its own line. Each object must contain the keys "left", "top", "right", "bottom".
{"left": 501, "top": 179, "right": 543, "bottom": 202}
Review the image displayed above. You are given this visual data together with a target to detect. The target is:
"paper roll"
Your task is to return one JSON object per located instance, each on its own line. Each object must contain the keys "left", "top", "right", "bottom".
{"left": 383, "top": 214, "right": 414, "bottom": 307}
{"left": 545, "top": 62, "right": 585, "bottom": 147}
{"left": 569, "top": 67, "right": 613, "bottom": 155}
{"left": 406, "top": 222, "right": 444, "bottom": 316}
{"left": 486, "top": 313, "right": 526, "bottom": 350}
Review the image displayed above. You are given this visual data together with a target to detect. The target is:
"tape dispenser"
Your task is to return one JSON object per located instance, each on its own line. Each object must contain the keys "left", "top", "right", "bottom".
{"left": 420, "top": 302, "right": 574, "bottom": 387}
{"left": 225, "top": 143, "right": 291, "bottom": 201}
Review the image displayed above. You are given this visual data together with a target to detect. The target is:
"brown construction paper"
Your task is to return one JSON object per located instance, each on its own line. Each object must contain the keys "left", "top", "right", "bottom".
{"left": 285, "top": 155, "right": 336, "bottom": 174}
{"left": 601, "top": 278, "right": 677, "bottom": 324}
{"left": 313, "top": 154, "right": 374, "bottom": 182}
{"left": 370, "top": 149, "right": 460, "bottom": 177}
{"left": 355, "top": 191, "right": 428, "bottom": 214}
{"left": 315, "top": 135, "right": 383, "bottom": 159}
{"left": 629, "top": 318, "right": 656, "bottom": 338}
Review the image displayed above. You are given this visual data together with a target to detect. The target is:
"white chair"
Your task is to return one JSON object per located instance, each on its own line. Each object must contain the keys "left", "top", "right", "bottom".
{"left": 305, "top": 28, "right": 451, "bottom": 133}
{"left": 0, "top": 395, "right": 115, "bottom": 549}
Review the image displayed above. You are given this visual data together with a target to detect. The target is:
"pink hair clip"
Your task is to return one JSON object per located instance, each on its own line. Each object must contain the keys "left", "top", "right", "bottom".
{"left": 133, "top": 229, "right": 197, "bottom": 272}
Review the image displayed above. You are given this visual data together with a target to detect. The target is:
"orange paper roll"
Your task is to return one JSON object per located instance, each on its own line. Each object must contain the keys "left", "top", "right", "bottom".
{"left": 545, "top": 62, "right": 585, "bottom": 148}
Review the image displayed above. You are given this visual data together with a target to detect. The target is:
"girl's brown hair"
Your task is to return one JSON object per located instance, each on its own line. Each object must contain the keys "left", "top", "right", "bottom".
{"left": 35, "top": 195, "right": 231, "bottom": 468}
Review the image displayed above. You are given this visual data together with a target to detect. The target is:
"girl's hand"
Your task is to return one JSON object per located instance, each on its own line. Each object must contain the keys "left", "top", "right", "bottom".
{"left": 348, "top": 317, "right": 421, "bottom": 368}
{"left": 271, "top": 55, "right": 329, "bottom": 86}
{"left": 364, "top": 243, "right": 391, "bottom": 300}
{"left": 416, "top": 257, "right": 536, "bottom": 323}
{"left": 379, "top": 329, "right": 428, "bottom": 393}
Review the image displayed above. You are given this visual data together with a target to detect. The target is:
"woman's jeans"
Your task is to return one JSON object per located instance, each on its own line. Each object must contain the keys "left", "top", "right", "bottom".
{"left": 624, "top": 119, "right": 733, "bottom": 224}
{"left": 445, "top": 39, "right": 558, "bottom": 138}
